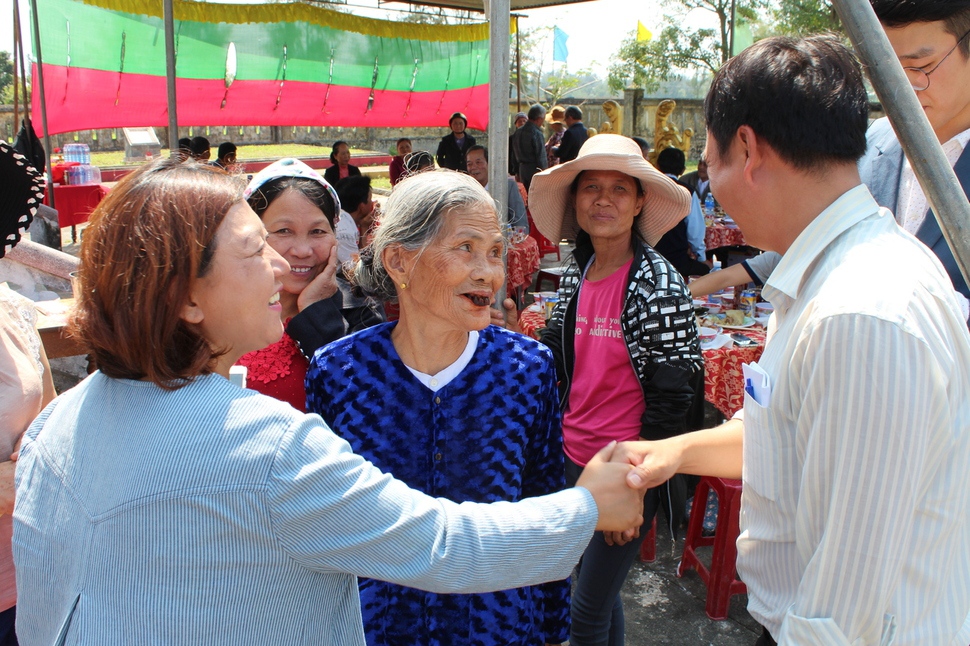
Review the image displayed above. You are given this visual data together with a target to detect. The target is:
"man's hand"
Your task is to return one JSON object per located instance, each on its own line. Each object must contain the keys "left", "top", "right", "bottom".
{"left": 577, "top": 442, "right": 646, "bottom": 532}
{"left": 297, "top": 247, "right": 339, "bottom": 312}
{"left": 612, "top": 439, "right": 683, "bottom": 490}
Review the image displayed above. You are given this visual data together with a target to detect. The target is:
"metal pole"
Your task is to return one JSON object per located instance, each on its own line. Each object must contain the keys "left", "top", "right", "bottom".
{"left": 515, "top": 17, "right": 521, "bottom": 112}
{"left": 488, "top": 0, "right": 511, "bottom": 306}
{"left": 728, "top": 0, "right": 736, "bottom": 58}
{"left": 164, "top": 0, "right": 179, "bottom": 155}
{"left": 830, "top": 0, "right": 970, "bottom": 288}
{"left": 29, "top": 0, "right": 54, "bottom": 209}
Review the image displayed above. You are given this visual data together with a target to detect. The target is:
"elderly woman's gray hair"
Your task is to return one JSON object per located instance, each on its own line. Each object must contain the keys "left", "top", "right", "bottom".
{"left": 353, "top": 170, "right": 499, "bottom": 302}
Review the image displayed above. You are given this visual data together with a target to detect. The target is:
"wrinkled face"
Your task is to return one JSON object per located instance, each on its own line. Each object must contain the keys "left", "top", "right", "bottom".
{"left": 261, "top": 188, "right": 336, "bottom": 298}
{"left": 515, "top": 115, "right": 528, "bottom": 128}
{"left": 450, "top": 117, "right": 466, "bottom": 135}
{"left": 184, "top": 202, "right": 287, "bottom": 373}
{"left": 885, "top": 20, "right": 970, "bottom": 142}
{"left": 335, "top": 143, "right": 351, "bottom": 166}
{"left": 697, "top": 158, "right": 709, "bottom": 181}
{"left": 397, "top": 140, "right": 412, "bottom": 156}
{"left": 398, "top": 205, "right": 505, "bottom": 333}
{"left": 573, "top": 170, "right": 645, "bottom": 242}
{"left": 465, "top": 149, "right": 489, "bottom": 186}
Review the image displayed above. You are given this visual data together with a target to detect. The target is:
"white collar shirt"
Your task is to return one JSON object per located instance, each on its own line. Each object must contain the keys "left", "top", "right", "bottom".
{"left": 739, "top": 184, "right": 970, "bottom": 645}
{"left": 896, "top": 126, "right": 970, "bottom": 235}
{"left": 334, "top": 209, "right": 360, "bottom": 265}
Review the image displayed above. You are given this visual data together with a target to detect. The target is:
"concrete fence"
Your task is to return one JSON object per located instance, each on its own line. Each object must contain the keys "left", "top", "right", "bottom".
{"left": 1, "top": 96, "right": 885, "bottom": 163}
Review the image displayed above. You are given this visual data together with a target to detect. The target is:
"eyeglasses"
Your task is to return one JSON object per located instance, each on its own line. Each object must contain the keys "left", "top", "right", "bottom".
{"left": 903, "top": 28, "right": 970, "bottom": 92}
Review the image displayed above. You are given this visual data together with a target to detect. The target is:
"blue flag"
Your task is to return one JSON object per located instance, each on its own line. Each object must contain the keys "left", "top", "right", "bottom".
{"left": 553, "top": 26, "right": 569, "bottom": 63}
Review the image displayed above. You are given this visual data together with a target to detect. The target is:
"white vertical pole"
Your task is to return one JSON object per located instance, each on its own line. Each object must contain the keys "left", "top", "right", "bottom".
{"left": 164, "top": 0, "right": 179, "bottom": 155}
{"left": 488, "top": 0, "right": 511, "bottom": 306}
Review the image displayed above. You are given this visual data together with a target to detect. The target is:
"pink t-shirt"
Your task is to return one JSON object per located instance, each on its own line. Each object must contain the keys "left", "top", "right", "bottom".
{"left": 562, "top": 258, "right": 645, "bottom": 466}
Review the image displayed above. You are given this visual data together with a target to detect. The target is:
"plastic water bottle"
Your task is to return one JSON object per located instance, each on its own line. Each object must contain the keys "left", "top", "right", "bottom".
{"left": 704, "top": 193, "right": 715, "bottom": 216}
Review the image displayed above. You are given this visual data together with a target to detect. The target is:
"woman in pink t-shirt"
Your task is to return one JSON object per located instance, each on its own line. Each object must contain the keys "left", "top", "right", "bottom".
{"left": 529, "top": 135, "right": 703, "bottom": 646}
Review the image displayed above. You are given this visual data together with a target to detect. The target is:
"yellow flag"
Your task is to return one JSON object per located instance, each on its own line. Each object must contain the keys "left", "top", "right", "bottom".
{"left": 637, "top": 21, "right": 652, "bottom": 42}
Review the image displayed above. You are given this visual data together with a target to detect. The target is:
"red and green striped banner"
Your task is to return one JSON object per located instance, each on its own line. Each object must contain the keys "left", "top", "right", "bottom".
{"left": 32, "top": 0, "right": 497, "bottom": 135}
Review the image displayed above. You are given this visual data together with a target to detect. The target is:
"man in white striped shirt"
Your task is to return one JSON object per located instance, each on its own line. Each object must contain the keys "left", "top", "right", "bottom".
{"left": 617, "top": 35, "right": 970, "bottom": 645}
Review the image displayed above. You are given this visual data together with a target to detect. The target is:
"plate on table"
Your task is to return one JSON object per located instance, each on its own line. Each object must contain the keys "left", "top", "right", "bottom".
{"left": 701, "top": 312, "right": 756, "bottom": 329}
{"left": 721, "top": 317, "right": 756, "bottom": 330}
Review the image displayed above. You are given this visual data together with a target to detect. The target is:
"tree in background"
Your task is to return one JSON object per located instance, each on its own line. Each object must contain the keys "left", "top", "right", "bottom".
{"left": 512, "top": 26, "right": 609, "bottom": 106}
{"left": 769, "top": 0, "right": 841, "bottom": 36}
{"left": 0, "top": 52, "right": 14, "bottom": 104}
{"left": 607, "top": 0, "right": 766, "bottom": 93}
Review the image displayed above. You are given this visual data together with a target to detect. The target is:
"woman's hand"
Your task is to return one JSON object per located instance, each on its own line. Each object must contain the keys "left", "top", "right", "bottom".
{"left": 0, "top": 461, "right": 16, "bottom": 516}
{"left": 297, "top": 247, "right": 339, "bottom": 312}
{"left": 576, "top": 442, "right": 645, "bottom": 532}
{"left": 603, "top": 526, "right": 640, "bottom": 547}
{"left": 489, "top": 298, "right": 522, "bottom": 333}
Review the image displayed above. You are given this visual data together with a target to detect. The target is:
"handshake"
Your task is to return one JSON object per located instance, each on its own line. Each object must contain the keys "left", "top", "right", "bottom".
{"left": 575, "top": 440, "right": 679, "bottom": 535}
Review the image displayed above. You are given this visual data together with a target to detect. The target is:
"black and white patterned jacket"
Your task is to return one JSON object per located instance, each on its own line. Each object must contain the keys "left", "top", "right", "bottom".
{"left": 540, "top": 235, "right": 703, "bottom": 441}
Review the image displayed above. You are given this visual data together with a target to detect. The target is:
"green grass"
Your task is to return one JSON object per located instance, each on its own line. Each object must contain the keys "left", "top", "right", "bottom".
{"left": 370, "top": 177, "right": 392, "bottom": 191}
{"left": 90, "top": 143, "right": 382, "bottom": 168}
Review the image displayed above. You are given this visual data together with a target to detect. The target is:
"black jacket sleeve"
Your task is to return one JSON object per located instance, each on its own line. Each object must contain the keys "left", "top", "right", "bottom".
{"left": 286, "top": 294, "right": 347, "bottom": 360}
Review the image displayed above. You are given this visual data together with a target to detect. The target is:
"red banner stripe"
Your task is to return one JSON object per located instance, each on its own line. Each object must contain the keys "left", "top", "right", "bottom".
{"left": 33, "top": 64, "right": 490, "bottom": 136}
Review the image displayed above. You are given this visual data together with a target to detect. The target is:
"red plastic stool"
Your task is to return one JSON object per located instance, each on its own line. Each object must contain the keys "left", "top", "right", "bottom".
{"left": 638, "top": 517, "right": 658, "bottom": 562}
{"left": 678, "top": 477, "right": 746, "bottom": 620}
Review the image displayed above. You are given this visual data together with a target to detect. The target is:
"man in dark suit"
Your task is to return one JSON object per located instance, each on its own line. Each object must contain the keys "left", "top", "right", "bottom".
{"left": 555, "top": 106, "right": 588, "bottom": 163}
{"left": 436, "top": 112, "right": 476, "bottom": 172}
{"left": 511, "top": 104, "right": 548, "bottom": 190}
{"left": 859, "top": 0, "right": 970, "bottom": 312}
{"left": 680, "top": 156, "right": 712, "bottom": 204}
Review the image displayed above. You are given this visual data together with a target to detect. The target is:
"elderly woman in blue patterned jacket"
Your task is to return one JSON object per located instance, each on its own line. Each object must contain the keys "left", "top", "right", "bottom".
{"left": 529, "top": 134, "right": 703, "bottom": 646}
{"left": 306, "top": 169, "right": 572, "bottom": 646}
{"left": 11, "top": 158, "right": 648, "bottom": 646}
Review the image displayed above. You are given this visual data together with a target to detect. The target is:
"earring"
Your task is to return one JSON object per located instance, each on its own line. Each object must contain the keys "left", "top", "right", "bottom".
{"left": 400, "top": 283, "right": 407, "bottom": 289}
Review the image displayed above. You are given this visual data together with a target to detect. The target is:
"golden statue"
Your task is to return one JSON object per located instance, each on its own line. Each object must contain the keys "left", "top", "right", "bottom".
{"left": 586, "top": 126, "right": 598, "bottom": 138}
{"left": 599, "top": 100, "right": 622, "bottom": 135}
{"left": 649, "top": 99, "right": 693, "bottom": 165}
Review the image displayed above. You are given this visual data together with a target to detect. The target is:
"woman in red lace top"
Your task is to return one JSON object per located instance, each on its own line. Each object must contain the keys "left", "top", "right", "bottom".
{"left": 235, "top": 159, "right": 343, "bottom": 411}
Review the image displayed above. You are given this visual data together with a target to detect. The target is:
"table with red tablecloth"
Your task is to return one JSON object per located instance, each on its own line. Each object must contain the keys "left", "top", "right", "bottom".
{"left": 705, "top": 223, "right": 746, "bottom": 250}
{"left": 507, "top": 235, "right": 540, "bottom": 292}
{"left": 703, "top": 327, "right": 766, "bottom": 418}
{"left": 519, "top": 307, "right": 546, "bottom": 340}
{"left": 47, "top": 184, "right": 110, "bottom": 229}
{"left": 519, "top": 308, "right": 766, "bottom": 418}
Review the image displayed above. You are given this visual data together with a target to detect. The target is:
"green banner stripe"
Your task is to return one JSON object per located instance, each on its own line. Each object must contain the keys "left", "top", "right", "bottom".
{"left": 37, "top": 0, "right": 490, "bottom": 90}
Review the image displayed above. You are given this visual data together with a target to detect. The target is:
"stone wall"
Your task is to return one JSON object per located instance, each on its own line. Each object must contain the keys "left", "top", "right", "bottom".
{"left": 1, "top": 98, "right": 887, "bottom": 161}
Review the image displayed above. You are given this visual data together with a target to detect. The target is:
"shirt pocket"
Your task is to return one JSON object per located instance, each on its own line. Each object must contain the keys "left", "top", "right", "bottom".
{"left": 741, "top": 392, "right": 789, "bottom": 504}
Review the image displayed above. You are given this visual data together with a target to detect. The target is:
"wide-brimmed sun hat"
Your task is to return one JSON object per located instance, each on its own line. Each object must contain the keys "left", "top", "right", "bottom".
{"left": 529, "top": 134, "right": 690, "bottom": 246}
{"left": 0, "top": 140, "right": 45, "bottom": 259}
{"left": 546, "top": 105, "right": 566, "bottom": 125}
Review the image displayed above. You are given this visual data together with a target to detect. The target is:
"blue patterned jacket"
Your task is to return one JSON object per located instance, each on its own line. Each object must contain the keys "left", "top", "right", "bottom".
{"left": 306, "top": 324, "right": 570, "bottom": 645}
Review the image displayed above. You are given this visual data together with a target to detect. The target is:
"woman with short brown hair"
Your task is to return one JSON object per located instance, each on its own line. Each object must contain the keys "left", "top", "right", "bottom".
{"left": 12, "top": 157, "right": 644, "bottom": 645}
